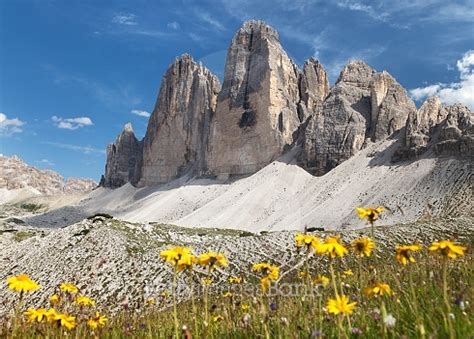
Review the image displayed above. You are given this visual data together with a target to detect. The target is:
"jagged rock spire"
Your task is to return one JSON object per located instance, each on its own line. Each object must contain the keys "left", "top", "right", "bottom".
{"left": 206, "top": 20, "right": 325, "bottom": 177}
{"left": 101, "top": 123, "right": 142, "bottom": 188}
{"left": 138, "top": 54, "right": 221, "bottom": 186}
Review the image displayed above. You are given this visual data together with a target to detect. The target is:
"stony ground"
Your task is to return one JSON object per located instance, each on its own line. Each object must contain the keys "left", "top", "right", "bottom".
{"left": 1, "top": 206, "right": 473, "bottom": 317}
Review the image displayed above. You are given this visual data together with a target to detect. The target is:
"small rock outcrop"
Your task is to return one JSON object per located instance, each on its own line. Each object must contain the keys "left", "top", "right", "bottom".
{"left": 206, "top": 20, "right": 307, "bottom": 177}
{"left": 370, "top": 71, "right": 417, "bottom": 141}
{"left": 298, "top": 61, "right": 416, "bottom": 175}
{"left": 0, "top": 155, "right": 97, "bottom": 195}
{"left": 64, "top": 178, "right": 97, "bottom": 194}
{"left": 139, "top": 54, "right": 221, "bottom": 186}
{"left": 101, "top": 123, "right": 142, "bottom": 188}
{"left": 394, "top": 97, "right": 473, "bottom": 159}
{"left": 298, "top": 58, "right": 330, "bottom": 118}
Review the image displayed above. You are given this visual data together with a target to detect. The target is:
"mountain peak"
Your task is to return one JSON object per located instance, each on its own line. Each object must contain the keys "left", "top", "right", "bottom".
{"left": 123, "top": 122, "right": 134, "bottom": 133}
{"left": 337, "top": 60, "right": 376, "bottom": 84}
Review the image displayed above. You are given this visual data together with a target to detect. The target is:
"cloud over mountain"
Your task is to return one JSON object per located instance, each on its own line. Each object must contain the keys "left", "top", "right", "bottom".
{"left": 410, "top": 50, "right": 474, "bottom": 110}
{"left": 52, "top": 116, "right": 94, "bottom": 130}
{"left": 0, "top": 113, "right": 25, "bottom": 136}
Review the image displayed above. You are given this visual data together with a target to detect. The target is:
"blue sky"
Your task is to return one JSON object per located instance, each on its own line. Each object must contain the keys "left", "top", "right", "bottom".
{"left": 1, "top": 0, "right": 473, "bottom": 181}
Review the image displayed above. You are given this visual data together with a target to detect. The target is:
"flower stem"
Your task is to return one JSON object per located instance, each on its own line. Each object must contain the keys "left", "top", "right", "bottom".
{"left": 442, "top": 258, "right": 455, "bottom": 339}
{"left": 172, "top": 269, "right": 179, "bottom": 339}
{"left": 380, "top": 299, "right": 387, "bottom": 338}
{"left": 329, "top": 259, "right": 339, "bottom": 298}
{"left": 408, "top": 267, "right": 425, "bottom": 339}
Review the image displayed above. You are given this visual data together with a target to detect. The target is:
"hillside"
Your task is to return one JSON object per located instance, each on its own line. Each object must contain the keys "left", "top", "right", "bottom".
{"left": 0, "top": 155, "right": 97, "bottom": 204}
{"left": 17, "top": 134, "right": 472, "bottom": 232}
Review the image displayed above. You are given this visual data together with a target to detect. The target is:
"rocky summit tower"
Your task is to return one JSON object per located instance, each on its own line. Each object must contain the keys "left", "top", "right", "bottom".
{"left": 206, "top": 21, "right": 309, "bottom": 177}
{"left": 139, "top": 54, "right": 221, "bottom": 186}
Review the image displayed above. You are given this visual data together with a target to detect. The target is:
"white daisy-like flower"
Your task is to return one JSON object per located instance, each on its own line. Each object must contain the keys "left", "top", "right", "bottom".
{"left": 383, "top": 314, "right": 397, "bottom": 328}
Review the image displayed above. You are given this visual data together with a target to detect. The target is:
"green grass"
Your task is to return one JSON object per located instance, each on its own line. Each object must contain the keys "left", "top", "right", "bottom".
{"left": 18, "top": 203, "right": 43, "bottom": 213}
{"left": 12, "top": 231, "right": 36, "bottom": 242}
{"left": 1, "top": 234, "right": 472, "bottom": 338}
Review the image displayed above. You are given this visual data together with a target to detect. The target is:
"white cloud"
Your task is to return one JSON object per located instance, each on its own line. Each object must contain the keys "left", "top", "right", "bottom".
{"left": 52, "top": 116, "right": 94, "bottom": 130}
{"left": 112, "top": 13, "right": 138, "bottom": 26}
{"left": 43, "top": 142, "right": 105, "bottom": 155}
{"left": 131, "top": 109, "right": 151, "bottom": 118}
{"left": 36, "top": 159, "right": 55, "bottom": 167}
{"left": 410, "top": 50, "right": 474, "bottom": 110}
{"left": 0, "top": 113, "right": 25, "bottom": 136}
{"left": 410, "top": 84, "right": 442, "bottom": 100}
{"left": 336, "top": 1, "right": 389, "bottom": 22}
{"left": 167, "top": 21, "right": 180, "bottom": 30}
{"left": 196, "top": 12, "right": 225, "bottom": 31}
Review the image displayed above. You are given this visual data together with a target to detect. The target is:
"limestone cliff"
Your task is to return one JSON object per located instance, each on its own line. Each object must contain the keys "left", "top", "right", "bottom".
{"left": 139, "top": 54, "right": 220, "bottom": 186}
{"left": 100, "top": 20, "right": 471, "bottom": 188}
{"left": 298, "top": 61, "right": 416, "bottom": 175}
{"left": 206, "top": 20, "right": 321, "bottom": 177}
{"left": 395, "top": 97, "right": 473, "bottom": 159}
{"left": 101, "top": 123, "right": 142, "bottom": 188}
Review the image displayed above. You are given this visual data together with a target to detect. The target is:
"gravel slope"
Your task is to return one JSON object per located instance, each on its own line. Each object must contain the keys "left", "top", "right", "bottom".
{"left": 1, "top": 215, "right": 473, "bottom": 317}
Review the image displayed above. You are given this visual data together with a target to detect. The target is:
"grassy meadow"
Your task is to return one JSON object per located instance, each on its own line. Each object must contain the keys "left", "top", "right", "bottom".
{"left": 1, "top": 208, "right": 472, "bottom": 338}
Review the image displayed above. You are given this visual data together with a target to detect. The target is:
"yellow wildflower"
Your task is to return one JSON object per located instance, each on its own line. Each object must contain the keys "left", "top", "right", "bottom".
{"left": 229, "top": 276, "right": 242, "bottom": 284}
{"left": 45, "top": 308, "right": 59, "bottom": 323}
{"left": 198, "top": 252, "right": 228, "bottom": 269}
{"left": 326, "top": 295, "right": 357, "bottom": 315}
{"left": 343, "top": 269, "right": 354, "bottom": 277}
{"left": 260, "top": 277, "right": 271, "bottom": 293}
{"left": 428, "top": 240, "right": 466, "bottom": 259}
{"left": 75, "top": 295, "right": 96, "bottom": 307}
{"left": 50, "top": 294, "right": 60, "bottom": 304}
{"left": 396, "top": 244, "right": 422, "bottom": 265}
{"left": 352, "top": 237, "right": 375, "bottom": 257}
{"left": 60, "top": 283, "right": 78, "bottom": 294}
{"left": 365, "top": 282, "right": 392, "bottom": 297}
{"left": 55, "top": 313, "right": 76, "bottom": 330}
{"left": 241, "top": 304, "right": 250, "bottom": 311}
{"left": 7, "top": 274, "right": 40, "bottom": 293}
{"left": 295, "top": 233, "right": 321, "bottom": 250}
{"left": 313, "top": 274, "right": 330, "bottom": 287}
{"left": 299, "top": 271, "right": 311, "bottom": 279}
{"left": 356, "top": 207, "right": 384, "bottom": 223}
{"left": 213, "top": 315, "right": 224, "bottom": 322}
{"left": 24, "top": 308, "right": 48, "bottom": 322}
{"left": 252, "top": 263, "right": 280, "bottom": 281}
{"left": 146, "top": 297, "right": 156, "bottom": 305}
{"left": 87, "top": 311, "right": 107, "bottom": 329}
{"left": 316, "top": 236, "right": 348, "bottom": 258}
{"left": 160, "top": 246, "right": 196, "bottom": 272}
{"left": 202, "top": 277, "right": 213, "bottom": 286}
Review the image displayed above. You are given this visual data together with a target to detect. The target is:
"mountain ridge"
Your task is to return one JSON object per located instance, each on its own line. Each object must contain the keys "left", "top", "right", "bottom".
{"left": 0, "top": 155, "right": 97, "bottom": 200}
{"left": 100, "top": 20, "right": 473, "bottom": 188}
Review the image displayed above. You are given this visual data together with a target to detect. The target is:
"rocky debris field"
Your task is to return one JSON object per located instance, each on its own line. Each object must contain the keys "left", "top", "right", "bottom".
{"left": 1, "top": 212, "right": 473, "bottom": 317}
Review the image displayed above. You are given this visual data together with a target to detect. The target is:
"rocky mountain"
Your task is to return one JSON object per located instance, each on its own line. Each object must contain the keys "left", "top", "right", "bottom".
{"left": 395, "top": 97, "right": 474, "bottom": 159}
{"left": 0, "top": 155, "right": 97, "bottom": 196}
{"left": 100, "top": 123, "right": 142, "bottom": 187}
{"left": 297, "top": 62, "right": 417, "bottom": 175}
{"left": 139, "top": 54, "right": 221, "bottom": 186}
{"left": 101, "top": 20, "right": 473, "bottom": 188}
{"left": 207, "top": 20, "right": 312, "bottom": 177}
